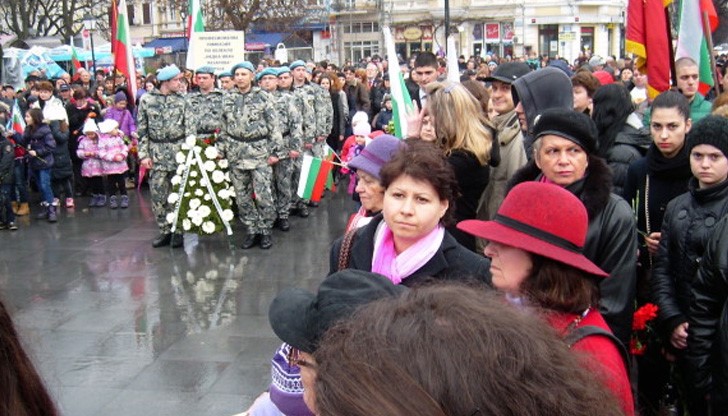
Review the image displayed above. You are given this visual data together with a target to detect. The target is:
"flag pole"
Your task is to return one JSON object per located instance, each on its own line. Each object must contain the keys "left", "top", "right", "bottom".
{"left": 702, "top": 10, "right": 721, "bottom": 97}
{"left": 665, "top": 5, "right": 677, "bottom": 88}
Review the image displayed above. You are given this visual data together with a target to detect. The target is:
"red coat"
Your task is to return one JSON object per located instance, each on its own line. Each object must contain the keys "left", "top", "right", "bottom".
{"left": 546, "top": 310, "right": 635, "bottom": 416}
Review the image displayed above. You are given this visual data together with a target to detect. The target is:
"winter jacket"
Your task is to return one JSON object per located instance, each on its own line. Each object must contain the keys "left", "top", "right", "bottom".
{"left": 97, "top": 133, "right": 129, "bottom": 175}
{"left": 373, "top": 109, "right": 393, "bottom": 132}
{"left": 23, "top": 124, "right": 55, "bottom": 170}
{"left": 76, "top": 136, "right": 102, "bottom": 177}
{"left": 652, "top": 179, "right": 728, "bottom": 337}
{"left": 66, "top": 100, "right": 102, "bottom": 163}
{"left": 686, "top": 215, "right": 728, "bottom": 414}
{"left": 447, "top": 149, "right": 490, "bottom": 251}
{"left": 329, "top": 214, "right": 492, "bottom": 287}
{"left": 511, "top": 67, "right": 573, "bottom": 156}
{"left": 0, "top": 136, "right": 13, "bottom": 185}
{"left": 345, "top": 80, "right": 370, "bottom": 119}
{"left": 103, "top": 107, "right": 137, "bottom": 138}
{"left": 644, "top": 92, "right": 713, "bottom": 126}
{"left": 49, "top": 120, "right": 73, "bottom": 180}
{"left": 509, "top": 157, "right": 638, "bottom": 345}
{"left": 605, "top": 113, "right": 650, "bottom": 195}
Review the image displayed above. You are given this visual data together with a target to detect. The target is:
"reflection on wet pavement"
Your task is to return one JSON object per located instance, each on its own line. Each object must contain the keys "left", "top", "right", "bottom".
{"left": 1, "top": 189, "right": 350, "bottom": 416}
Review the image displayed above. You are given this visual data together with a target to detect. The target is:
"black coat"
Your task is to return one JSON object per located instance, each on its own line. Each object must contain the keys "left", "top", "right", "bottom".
{"left": 329, "top": 215, "right": 492, "bottom": 287}
{"left": 687, "top": 215, "right": 728, "bottom": 413}
{"left": 509, "top": 157, "right": 638, "bottom": 345}
{"left": 49, "top": 121, "right": 73, "bottom": 180}
{"left": 447, "top": 149, "right": 490, "bottom": 251}
{"left": 0, "top": 137, "right": 13, "bottom": 185}
{"left": 653, "top": 179, "right": 728, "bottom": 336}
{"left": 22, "top": 124, "right": 55, "bottom": 170}
{"left": 605, "top": 120, "right": 650, "bottom": 195}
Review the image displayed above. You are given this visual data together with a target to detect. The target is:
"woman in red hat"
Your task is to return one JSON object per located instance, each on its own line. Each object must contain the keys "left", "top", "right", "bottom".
{"left": 458, "top": 181, "right": 634, "bottom": 416}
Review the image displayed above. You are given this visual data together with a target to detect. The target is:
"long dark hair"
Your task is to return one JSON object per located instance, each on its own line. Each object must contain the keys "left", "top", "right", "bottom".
{"left": 314, "top": 284, "right": 623, "bottom": 416}
{"left": 592, "top": 83, "right": 633, "bottom": 158}
{"left": 0, "top": 299, "right": 59, "bottom": 416}
{"left": 24, "top": 108, "right": 45, "bottom": 136}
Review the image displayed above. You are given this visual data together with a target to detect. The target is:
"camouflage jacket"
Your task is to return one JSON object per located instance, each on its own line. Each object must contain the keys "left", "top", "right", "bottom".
{"left": 292, "top": 83, "right": 317, "bottom": 141}
{"left": 137, "top": 90, "right": 195, "bottom": 171}
{"left": 311, "top": 83, "right": 334, "bottom": 138}
{"left": 272, "top": 90, "right": 303, "bottom": 154}
{"left": 186, "top": 89, "right": 225, "bottom": 136}
{"left": 219, "top": 87, "right": 284, "bottom": 167}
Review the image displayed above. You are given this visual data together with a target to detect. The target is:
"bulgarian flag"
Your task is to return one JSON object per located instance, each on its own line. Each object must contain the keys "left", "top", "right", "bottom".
{"left": 383, "top": 26, "right": 412, "bottom": 139}
{"left": 7, "top": 99, "right": 25, "bottom": 134}
{"left": 676, "top": 0, "right": 718, "bottom": 96}
{"left": 185, "top": 0, "right": 205, "bottom": 69}
{"left": 626, "top": 0, "right": 674, "bottom": 99}
{"left": 70, "top": 45, "right": 82, "bottom": 81}
{"left": 113, "top": 0, "right": 137, "bottom": 99}
{"left": 297, "top": 154, "right": 334, "bottom": 202}
{"left": 324, "top": 145, "right": 338, "bottom": 192}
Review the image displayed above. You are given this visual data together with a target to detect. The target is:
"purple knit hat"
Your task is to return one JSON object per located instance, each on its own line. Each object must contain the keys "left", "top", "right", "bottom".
{"left": 347, "top": 134, "right": 403, "bottom": 180}
{"left": 269, "top": 344, "right": 314, "bottom": 416}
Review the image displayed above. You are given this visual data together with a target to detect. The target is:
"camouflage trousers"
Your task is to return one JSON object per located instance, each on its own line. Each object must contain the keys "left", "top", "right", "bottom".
{"left": 149, "top": 169, "right": 176, "bottom": 233}
{"left": 229, "top": 163, "right": 275, "bottom": 235}
{"left": 272, "top": 157, "right": 293, "bottom": 219}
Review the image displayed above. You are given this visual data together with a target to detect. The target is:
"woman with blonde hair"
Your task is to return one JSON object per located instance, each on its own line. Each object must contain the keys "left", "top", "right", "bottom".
{"left": 407, "top": 80, "right": 498, "bottom": 251}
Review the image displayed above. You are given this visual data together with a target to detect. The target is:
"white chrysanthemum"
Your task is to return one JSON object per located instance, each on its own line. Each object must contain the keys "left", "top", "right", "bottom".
{"left": 204, "top": 160, "right": 216, "bottom": 172}
{"left": 171, "top": 175, "right": 182, "bottom": 185}
{"left": 204, "top": 194, "right": 211, "bottom": 201}
{"left": 205, "top": 146, "right": 218, "bottom": 159}
{"left": 182, "top": 218, "right": 192, "bottom": 230}
{"left": 184, "top": 192, "right": 191, "bottom": 197}
{"left": 194, "top": 145, "right": 202, "bottom": 154}
{"left": 198, "top": 205, "right": 211, "bottom": 218}
{"left": 224, "top": 172, "right": 231, "bottom": 182}
{"left": 218, "top": 189, "right": 230, "bottom": 199}
{"left": 211, "top": 170, "right": 225, "bottom": 184}
{"left": 181, "top": 143, "right": 190, "bottom": 150}
{"left": 187, "top": 209, "right": 197, "bottom": 219}
{"left": 189, "top": 198, "right": 202, "bottom": 210}
{"left": 176, "top": 165, "right": 185, "bottom": 175}
{"left": 190, "top": 170, "right": 198, "bottom": 178}
{"left": 195, "top": 189, "right": 204, "bottom": 196}
{"left": 200, "top": 178, "right": 208, "bottom": 187}
{"left": 191, "top": 215, "right": 204, "bottom": 226}
{"left": 189, "top": 180, "right": 196, "bottom": 187}
{"left": 185, "top": 135, "right": 197, "bottom": 147}
{"left": 218, "top": 159, "right": 229, "bottom": 169}
{"left": 221, "top": 209, "right": 234, "bottom": 222}
{"left": 166, "top": 212, "right": 176, "bottom": 224}
{"left": 202, "top": 221, "right": 216, "bottom": 234}
{"left": 175, "top": 152, "right": 186, "bottom": 164}
{"left": 167, "top": 193, "right": 179, "bottom": 204}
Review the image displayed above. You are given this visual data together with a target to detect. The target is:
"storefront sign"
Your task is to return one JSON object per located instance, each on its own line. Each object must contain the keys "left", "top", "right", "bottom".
{"left": 485, "top": 23, "right": 500, "bottom": 41}
{"left": 403, "top": 26, "right": 423, "bottom": 41}
{"left": 502, "top": 22, "right": 514, "bottom": 41}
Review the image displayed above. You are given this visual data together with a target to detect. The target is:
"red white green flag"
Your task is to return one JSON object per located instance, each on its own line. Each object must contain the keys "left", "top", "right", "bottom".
{"left": 676, "top": 0, "right": 718, "bottom": 96}
{"left": 113, "top": 0, "right": 137, "bottom": 99}
{"left": 185, "top": 0, "right": 205, "bottom": 69}
{"left": 8, "top": 99, "right": 25, "bottom": 134}
{"left": 383, "top": 26, "right": 412, "bottom": 139}
{"left": 70, "top": 45, "right": 82, "bottom": 81}
{"left": 626, "top": 0, "right": 674, "bottom": 99}
{"left": 297, "top": 154, "right": 334, "bottom": 202}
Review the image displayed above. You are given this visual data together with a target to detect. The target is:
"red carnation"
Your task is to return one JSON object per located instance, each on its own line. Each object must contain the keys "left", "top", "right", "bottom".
{"left": 632, "top": 303, "right": 659, "bottom": 331}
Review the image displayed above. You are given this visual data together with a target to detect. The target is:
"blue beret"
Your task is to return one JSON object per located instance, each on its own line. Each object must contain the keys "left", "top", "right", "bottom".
{"left": 256, "top": 67, "right": 279, "bottom": 81}
{"left": 157, "top": 64, "right": 181, "bottom": 82}
{"left": 218, "top": 71, "right": 232, "bottom": 78}
{"left": 277, "top": 66, "right": 291, "bottom": 76}
{"left": 196, "top": 65, "right": 216, "bottom": 75}
{"left": 289, "top": 60, "right": 306, "bottom": 70}
{"left": 231, "top": 61, "right": 255, "bottom": 75}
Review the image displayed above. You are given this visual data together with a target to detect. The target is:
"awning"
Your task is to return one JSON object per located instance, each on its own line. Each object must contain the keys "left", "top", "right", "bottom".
{"left": 245, "top": 33, "right": 287, "bottom": 51}
{"left": 144, "top": 37, "right": 188, "bottom": 54}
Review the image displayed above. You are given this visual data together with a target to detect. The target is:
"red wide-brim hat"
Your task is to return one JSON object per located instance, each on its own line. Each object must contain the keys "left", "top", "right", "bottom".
{"left": 458, "top": 182, "right": 608, "bottom": 278}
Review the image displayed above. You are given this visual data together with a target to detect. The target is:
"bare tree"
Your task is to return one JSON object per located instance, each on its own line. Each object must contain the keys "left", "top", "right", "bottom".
{"left": 0, "top": 0, "right": 104, "bottom": 42}
{"left": 164, "top": 0, "right": 310, "bottom": 32}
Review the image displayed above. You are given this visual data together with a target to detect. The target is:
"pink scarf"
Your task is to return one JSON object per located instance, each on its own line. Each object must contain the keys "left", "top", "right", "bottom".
{"left": 371, "top": 221, "right": 445, "bottom": 284}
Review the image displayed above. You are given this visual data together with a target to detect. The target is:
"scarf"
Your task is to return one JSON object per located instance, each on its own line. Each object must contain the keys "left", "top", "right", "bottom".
{"left": 371, "top": 221, "right": 445, "bottom": 284}
{"left": 646, "top": 143, "right": 691, "bottom": 180}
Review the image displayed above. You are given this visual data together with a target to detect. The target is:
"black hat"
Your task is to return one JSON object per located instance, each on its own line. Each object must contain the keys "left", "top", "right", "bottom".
{"left": 268, "top": 270, "right": 407, "bottom": 353}
{"left": 484, "top": 62, "right": 531, "bottom": 84}
{"left": 59, "top": 84, "right": 71, "bottom": 92}
{"left": 687, "top": 115, "right": 728, "bottom": 158}
{"left": 533, "top": 108, "right": 598, "bottom": 155}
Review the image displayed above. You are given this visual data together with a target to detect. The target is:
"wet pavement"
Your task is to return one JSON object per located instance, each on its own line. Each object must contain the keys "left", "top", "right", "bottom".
{"left": 1, "top": 187, "right": 351, "bottom": 416}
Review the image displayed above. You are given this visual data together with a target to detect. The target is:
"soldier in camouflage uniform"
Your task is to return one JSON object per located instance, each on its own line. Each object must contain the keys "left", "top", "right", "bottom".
{"left": 219, "top": 61, "right": 284, "bottom": 250}
{"left": 218, "top": 71, "right": 234, "bottom": 91}
{"left": 277, "top": 66, "right": 309, "bottom": 218}
{"left": 138, "top": 65, "right": 195, "bottom": 248}
{"left": 258, "top": 67, "right": 303, "bottom": 232}
{"left": 187, "top": 66, "right": 224, "bottom": 139}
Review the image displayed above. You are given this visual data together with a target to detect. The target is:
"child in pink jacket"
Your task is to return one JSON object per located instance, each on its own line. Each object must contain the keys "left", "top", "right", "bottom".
{"left": 76, "top": 119, "right": 105, "bottom": 207}
{"left": 97, "top": 119, "right": 129, "bottom": 209}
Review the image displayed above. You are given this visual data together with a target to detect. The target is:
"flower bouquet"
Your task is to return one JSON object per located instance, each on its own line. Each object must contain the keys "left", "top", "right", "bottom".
{"left": 166, "top": 135, "right": 235, "bottom": 235}
{"left": 630, "top": 303, "right": 659, "bottom": 355}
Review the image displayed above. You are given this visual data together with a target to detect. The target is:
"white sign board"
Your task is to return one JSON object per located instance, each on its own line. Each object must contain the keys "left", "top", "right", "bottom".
{"left": 187, "top": 31, "right": 245, "bottom": 73}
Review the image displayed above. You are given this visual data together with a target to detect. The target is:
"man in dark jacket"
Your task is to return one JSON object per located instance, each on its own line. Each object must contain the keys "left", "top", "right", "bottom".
{"left": 508, "top": 108, "right": 637, "bottom": 346}
{"left": 511, "top": 66, "right": 573, "bottom": 158}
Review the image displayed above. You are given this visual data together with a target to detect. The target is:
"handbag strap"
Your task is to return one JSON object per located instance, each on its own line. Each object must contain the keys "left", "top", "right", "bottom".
{"left": 564, "top": 325, "right": 631, "bottom": 376}
{"left": 337, "top": 228, "right": 358, "bottom": 271}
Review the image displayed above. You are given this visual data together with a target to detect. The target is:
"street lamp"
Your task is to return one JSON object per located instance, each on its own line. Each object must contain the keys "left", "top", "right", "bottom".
{"left": 83, "top": 14, "right": 97, "bottom": 76}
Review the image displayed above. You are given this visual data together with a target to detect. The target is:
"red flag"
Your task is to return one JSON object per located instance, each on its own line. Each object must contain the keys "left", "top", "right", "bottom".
{"left": 626, "top": 0, "right": 674, "bottom": 99}
{"left": 70, "top": 46, "right": 82, "bottom": 81}
{"left": 110, "top": 0, "right": 118, "bottom": 54}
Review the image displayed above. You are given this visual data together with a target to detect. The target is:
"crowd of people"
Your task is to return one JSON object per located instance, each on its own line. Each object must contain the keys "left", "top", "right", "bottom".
{"left": 2, "top": 48, "right": 728, "bottom": 416}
